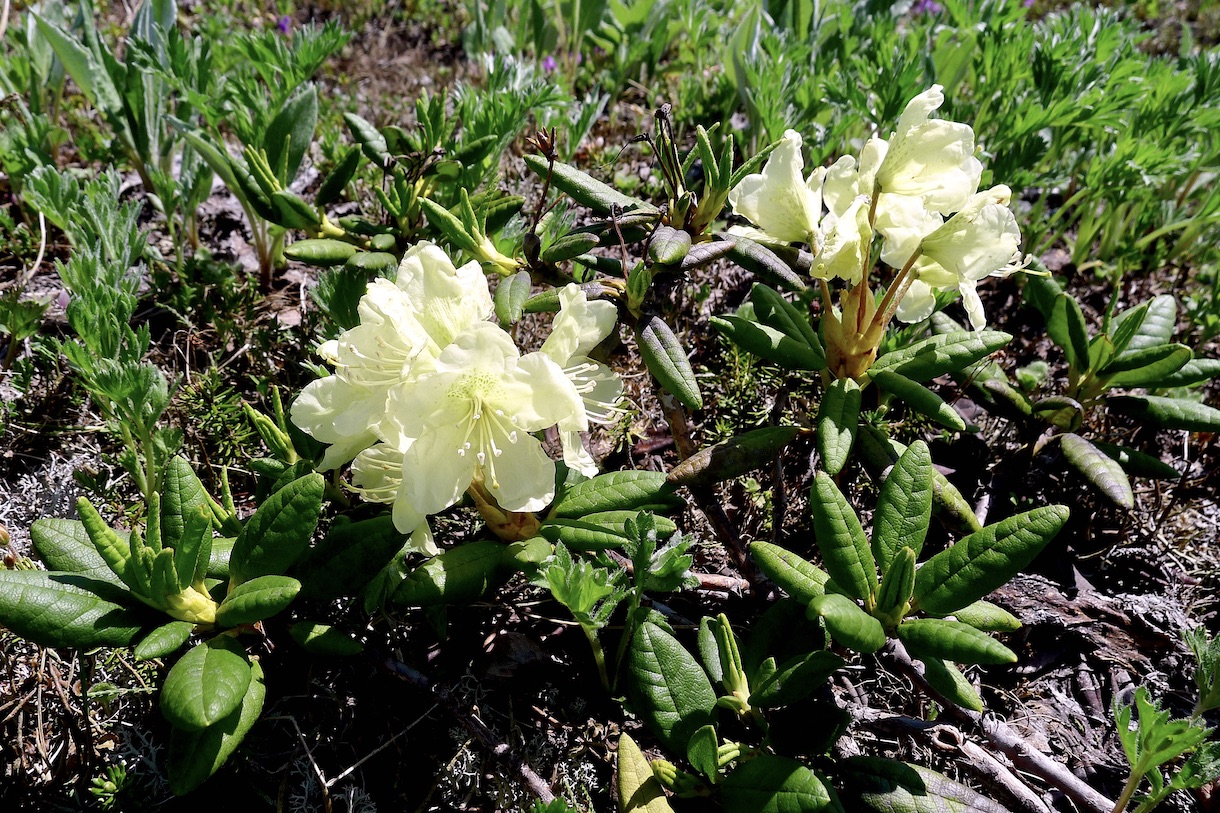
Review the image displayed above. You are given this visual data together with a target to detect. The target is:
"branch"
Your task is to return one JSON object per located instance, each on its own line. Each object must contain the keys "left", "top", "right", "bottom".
{"left": 380, "top": 655, "right": 555, "bottom": 803}
{"left": 605, "top": 549, "right": 751, "bottom": 593}
{"left": 884, "top": 641, "right": 1115, "bottom": 813}
{"left": 845, "top": 701, "right": 1052, "bottom": 813}
{"left": 657, "top": 393, "right": 762, "bottom": 587}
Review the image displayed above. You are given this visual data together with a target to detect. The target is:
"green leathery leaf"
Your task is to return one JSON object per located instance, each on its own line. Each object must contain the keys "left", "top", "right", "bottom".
{"left": 698, "top": 617, "right": 724, "bottom": 684}
{"left": 173, "top": 509, "right": 212, "bottom": 593}
{"left": 215, "top": 575, "right": 300, "bottom": 627}
{"left": 721, "top": 754, "right": 832, "bottom": 813}
{"left": 344, "top": 112, "right": 390, "bottom": 167}
{"left": 1125, "top": 294, "right": 1177, "bottom": 352}
{"left": 1109, "top": 300, "right": 1149, "bottom": 354}
{"left": 264, "top": 84, "right": 317, "bottom": 185}
{"left": 914, "top": 505, "right": 1070, "bottom": 616}
{"left": 502, "top": 537, "right": 552, "bottom": 570}
{"left": 0, "top": 571, "right": 144, "bottom": 648}
{"left": 284, "top": 238, "right": 359, "bottom": 267}
{"left": 920, "top": 656, "right": 983, "bottom": 711}
{"left": 680, "top": 240, "right": 736, "bottom": 272}
{"left": 749, "top": 542, "right": 830, "bottom": 605}
{"left": 1106, "top": 395, "right": 1220, "bottom": 432}
{"left": 523, "top": 153, "right": 655, "bottom": 216}
{"left": 392, "top": 541, "right": 506, "bottom": 606}
{"left": 896, "top": 618, "right": 1017, "bottom": 665}
{"left": 637, "top": 315, "right": 702, "bottom": 410}
{"left": 817, "top": 377, "right": 861, "bottom": 476}
{"left": 871, "top": 371, "right": 967, "bottom": 432}
{"left": 30, "top": 518, "right": 127, "bottom": 589}
{"left": 711, "top": 315, "right": 823, "bottom": 371}
{"left": 150, "top": 548, "right": 180, "bottom": 605}
{"left": 345, "top": 251, "right": 397, "bottom": 274}
{"left": 540, "top": 231, "right": 600, "bottom": 264}
{"left": 1088, "top": 334, "right": 1116, "bottom": 373}
{"left": 949, "top": 600, "right": 1021, "bottom": 632}
{"left": 493, "top": 270, "right": 532, "bottom": 326}
{"left": 751, "top": 650, "right": 844, "bottom": 708}
{"left": 208, "top": 538, "right": 234, "bottom": 580}
{"left": 858, "top": 427, "right": 982, "bottom": 533}
{"left": 843, "top": 756, "right": 1012, "bottom": 813}
{"left": 1032, "top": 395, "right": 1084, "bottom": 432}
{"left": 618, "top": 733, "right": 675, "bottom": 813}
{"left": 667, "top": 426, "right": 800, "bottom": 487}
{"left": 419, "top": 197, "right": 481, "bottom": 255}
{"left": 1048, "top": 294, "right": 1091, "bottom": 373}
{"left": 810, "top": 593, "right": 886, "bottom": 653}
{"left": 269, "top": 189, "right": 321, "bottom": 228}
{"left": 134, "top": 621, "right": 195, "bottom": 662}
{"left": 810, "top": 472, "right": 875, "bottom": 602}
{"left": 369, "top": 233, "right": 397, "bottom": 251}
{"left": 552, "top": 471, "right": 682, "bottom": 517}
{"left": 289, "top": 622, "right": 364, "bottom": 656}
{"left": 626, "top": 620, "right": 717, "bottom": 753}
{"left": 1147, "top": 357, "right": 1220, "bottom": 388}
{"left": 167, "top": 659, "right": 265, "bottom": 795}
{"left": 869, "top": 331, "right": 1011, "bottom": 383}
{"left": 750, "top": 283, "right": 823, "bottom": 359}
{"left": 539, "top": 518, "right": 627, "bottom": 551}
{"left": 578, "top": 511, "right": 677, "bottom": 538}
{"left": 161, "top": 456, "right": 211, "bottom": 553}
{"left": 316, "top": 145, "right": 361, "bottom": 206}
{"left": 128, "top": 533, "right": 155, "bottom": 599}
{"left": 1101, "top": 344, "right": 1192, "bottom": 388}
{"left": 228, "top": 473, "right": 324, "bottom": 586}
{"left": 724, "top": 235, "right": 806, "bottom": 291}
{"left": 648, "top": 226, "right": 692, "bottom": 266}
{"left": 873, "top": 441, "right": 934, "bottom": 568}
{"left": 1091, "top": 440, "right": 1180, "bottom": 480}
{"left": 1059, "top": 432, "right": 1134, "bottom": 509}
{"left": 874, "top": 547, "right": 916, "bottom": 622}
{"left": 160, "top": 637, "right": 252, "bottom": 732}
{"left": 296, "top": 515, "right": 405, "bottom": 600}
{"left": 687, "top": 725, "right": 720, "bottom": 781}
{"left": 77, "top": 497, "right": 141, "bottom": 593}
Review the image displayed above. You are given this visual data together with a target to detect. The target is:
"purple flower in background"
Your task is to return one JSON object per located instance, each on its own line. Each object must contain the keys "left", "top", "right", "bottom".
{"left": 56, "top": 289, "right": 70, "bottom": 309}
{"left": 277, "top": 15, "right": 291, "bottom": 34}
{"left": 1024, "top": 0, "right": 1035, "bottom": 7}
{"left": 542, "top": 55, "right": 557, "bottom": 73}
{"left": 911, "top": 0, "right": 943, "bottom": 14}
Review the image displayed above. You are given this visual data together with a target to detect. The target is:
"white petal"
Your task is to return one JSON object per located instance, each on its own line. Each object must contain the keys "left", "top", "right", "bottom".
{"left": 875, "top": 85, "right": 982, "bottom": 213}
{"left": 876, "top": 194, "right": 944, "bottom": 269}
{"left": 822, "top": 155, "right": 860, "bottom": 219}
{"left": 559, "top": 429, "right": 599, "bottom": 478}
{"left": 290, "top": 377, "right": 378, "bottom": 470}
{"left": 895, "top": 279, "right": 937, "bottom": 324}
{"left": 405, "top": 520, "right": 438, "bottom": 557}
{"left": 511, "top": 352, "right": 586, "bottom": 432}
{"left": 727, "top": 130, "right": 820, "bottom": 244}
{"left": 812, "top": 196, "right": 870, "bottom": 284}
{"left": 541, "top": 284, "right": 618, "bottom": 363}
{"left": 396, "top": 242, "right": 494, "bottom": 346}
{"left": 959, "top": 282, "right": 987, "bottom": 331}
{"left": 399, "top": 422, "right": 473, "bottom": 518}
{"left": 920, "top": 202, "right": 1021, "bottom": 281}
{"left": 483, "top": 430, "right": 556, "bottom": 513}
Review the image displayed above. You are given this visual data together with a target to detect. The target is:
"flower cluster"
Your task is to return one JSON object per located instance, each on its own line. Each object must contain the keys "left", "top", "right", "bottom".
{"left": 291, "top": 243, "right": 623, "bottom": 546}
{"left": 728, "top": 85, "right": 1023, "bottom": 339}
